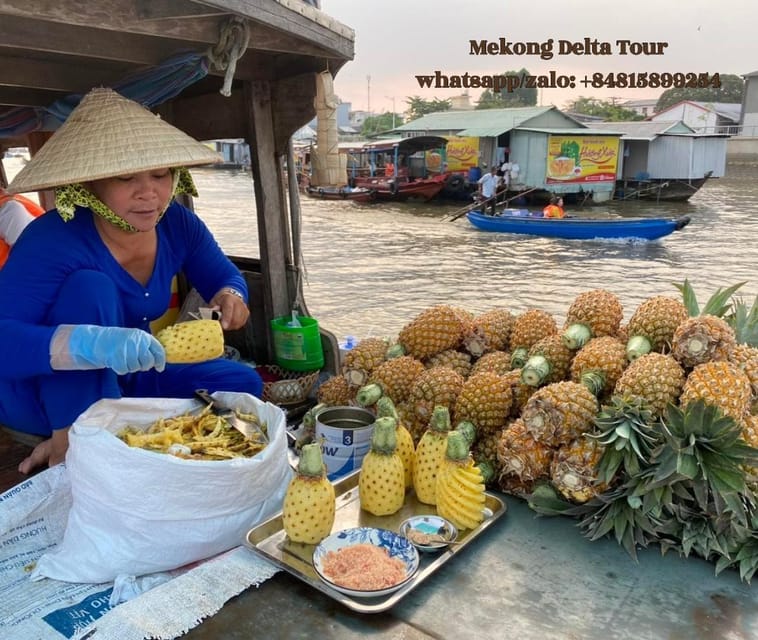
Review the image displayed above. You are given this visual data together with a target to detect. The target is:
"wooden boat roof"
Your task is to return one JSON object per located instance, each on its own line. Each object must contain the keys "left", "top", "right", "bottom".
{"left": 345, "top": 136, "right": 448, "bottom": 154}
{"left": 0, "top": 0, "right": 355, "bottom": 150}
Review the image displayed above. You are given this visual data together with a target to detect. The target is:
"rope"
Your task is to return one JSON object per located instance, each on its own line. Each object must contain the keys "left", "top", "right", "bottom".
{"left": 206, "top": 17, "right": 251, "bottom": 97}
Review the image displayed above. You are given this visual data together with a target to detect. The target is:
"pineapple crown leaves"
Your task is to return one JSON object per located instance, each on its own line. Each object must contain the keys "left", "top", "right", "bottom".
{"left": 725, "top": 295, "right": 758, "bottom": 346}
{"left": 673, "top": 279, "right": 746, "bottom": 318}
{"left": 590, "top": 396, "right": 660, "bottom": 484}
{"left": 728, "top": 537, "right": 758, "bottom": 583}
{"left": 648, "top": 401, "right": 758, "bottom": 510}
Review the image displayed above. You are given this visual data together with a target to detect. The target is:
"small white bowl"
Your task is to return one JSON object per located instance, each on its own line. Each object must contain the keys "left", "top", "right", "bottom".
{"left": 312, "top": 527, "right": 419, "bottom": 598}
{"left": 399, "top": 515, "right": 458, "bottom": 552}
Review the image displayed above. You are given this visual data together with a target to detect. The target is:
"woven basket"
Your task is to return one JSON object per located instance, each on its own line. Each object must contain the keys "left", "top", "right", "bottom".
{"left": 261, "top": 365, "right": 319, "bottom": 405}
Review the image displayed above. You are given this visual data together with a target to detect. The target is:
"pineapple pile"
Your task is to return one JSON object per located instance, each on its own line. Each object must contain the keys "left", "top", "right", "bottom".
{"left": 313, "top": 279, "right": 758, "bottom": 581}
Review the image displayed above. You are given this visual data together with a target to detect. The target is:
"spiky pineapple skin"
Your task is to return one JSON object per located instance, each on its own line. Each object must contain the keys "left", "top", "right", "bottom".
{"left": 398, "top": 305, "right": 466, "bottom": 360}
{"left": 436, "top": 457, "right": 486, "bottom": 530}
{"left": 570, "top": 336, "right": 628, "bottom": 398}
{"left": 471, "top": 350, "right": 512, "bottom": 376}
{"left": 550, "top": 437, "right": 606, "bottom": 504}
{"left": 155, "top": 319, "right": 224, "bottom": 363}
{"left": 317, "top": 374, "right": 356, "bottom": 406}
{"left": 510, "top": 309, "right": 558, "bottom": 352}
{"left": 613, "top": 352, "right": 685, "bottom": 419}
{"left": 359, "top": 450, "right": 405, "bottom": 516}
{"left": 408, "top": 366, "right": 464, "bottom": 425}
{"left": 463, "top": 308, "right": 514, "bottom": 356}
{"left": 368, "top": 355, "right": 425, "bottom": 405}
{"left": 496, "top": 418, "right": 553, "bottom": 482}
{"left": 413, "top": 431, "right": 448, "bottom": 504}
{"left": 627, "top": 295, "right": 689, "bottom": 353}
{"left": 425, "top": 349, "right": 473, "bottom": 379}
{"left": 679, "top": 361, "right": 752, "bottom": 426}
{"left": 282, "top": 475, "right": 335, "bottom": 544}
{"left": 342, "top": 337, "right": 389, "bottom": 387}
{"left": 521, "top": 381, "right": 599, "bottom": 448}
{"left": 564, "top": 289, "right": 624, "bottom": 339}
{"left": 524, "top": 333, "right": 575, "bottom": 385}
{"left": 454, "top": 371, "right": 513, "bottom": 436}
{"left": 672, "top": 315, "right": 736, "bottom": 369}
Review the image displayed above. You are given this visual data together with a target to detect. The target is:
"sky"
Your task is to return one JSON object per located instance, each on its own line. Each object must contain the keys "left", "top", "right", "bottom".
{"left": 322, "top": 0, "right": 757, "bottom": 114}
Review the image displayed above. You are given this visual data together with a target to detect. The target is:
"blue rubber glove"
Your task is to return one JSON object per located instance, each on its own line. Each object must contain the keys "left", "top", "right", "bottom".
{"left": 50, "top": 324, "right": 166, "bottom": 375}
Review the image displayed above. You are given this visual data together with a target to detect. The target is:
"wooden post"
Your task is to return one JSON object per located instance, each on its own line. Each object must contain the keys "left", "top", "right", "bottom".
{"left": 26, "top": 132, "right": 55, "bottom": 210}
{"left": 244, "top": 80, "right": 294, "bottom": 361}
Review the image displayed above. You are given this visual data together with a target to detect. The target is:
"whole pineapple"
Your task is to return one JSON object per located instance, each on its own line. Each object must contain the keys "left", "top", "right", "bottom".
{"left": 625, "top": 295, "right": 689, "bottom": 361}
{"left": 510, "top": 309, "right": 558, "bottom": 369}
{"left": 408, "top": 365, "right": 464, "bottom": 425}
{"left": 521, "top": 381, "right": 599, "bottom": 448}
{"left": 496, "top": 418, "right": 553, "bottom": 483}
{"left": 671, "top": 315, "right": 736, "bottom": 369}
{"left": 453, "top": 370, "right": 513, "bottom": 437}
{"left": 357, "top": 355, "right": 425, "bottom": 407}
{"left": 463, "top": 308, "right": 514, "bottom": 356}
{"left": 317, "top": 374, "right": 356, "bottom": 406}
{"left": 504, "top": 368, "right": 537, "bottom": 417}
{"left": 521, "top": 334, "right": 574, "bottom": 387}
{"left": 436, "top": 431, "right": 487, "bottom": 531}
{"left": 613, "top": 352, "right": 685, "bottom": 419}
{"left": 398, "top": 305, "right": 467, "bottom": 360}
{"left": 550, "top": 437, "right": 607, "bottom": 504}
{"left": 470, "top": 350, "right": 512, "bottom": 376}
{"left": 413, "top": 405, "right": 452, "bottom": 505}
{"left": 376, "top": 396, "right": 415, "bottom": 489}
{"left": 359, "top": 417, "right": 405, "bottom": 516}
{"left": 425, "top": 349, "right": 473, "bottom": 379}
{"left": 282, "top": 443, "right": 335, "bottom": 544}
{"left": 562, "top": 289, "right": 624, "bottom": 350}
{"left": 730, "top": 343, "right": 758, "bottom": 410}
{"left": 679, "top": 361, "right": 752, "bottom": 426}
{"left": 569, "top": 336, "right": 628, "bottom": 399}
{"left": 342, "top": 337, "right": 389, "bottom": 387}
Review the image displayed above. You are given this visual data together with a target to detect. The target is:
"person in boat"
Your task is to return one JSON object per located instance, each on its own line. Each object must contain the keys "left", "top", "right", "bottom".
{"left": 0, "top": 88, "right": 263, "bottom": 474}
{"left": 0, "top": 186, "right": 45, "bottom": 268}
{"left": 543, "top": 196, "right": 565, "bottom": 219}
{"left": 384, "top": 158, "right": 395, "bottom": 178}
{"left": 477, "top": 165, "right": 501, "bottom": 215}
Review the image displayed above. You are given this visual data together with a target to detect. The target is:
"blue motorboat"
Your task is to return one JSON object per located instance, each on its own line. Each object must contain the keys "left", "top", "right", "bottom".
{"left": 466, "top": 210, "right": 691, "bottom": 240}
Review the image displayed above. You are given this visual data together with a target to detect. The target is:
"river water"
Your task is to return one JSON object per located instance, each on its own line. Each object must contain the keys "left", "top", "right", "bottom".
{"left": 192, "top": 164, "right": 758, "bottom": 342}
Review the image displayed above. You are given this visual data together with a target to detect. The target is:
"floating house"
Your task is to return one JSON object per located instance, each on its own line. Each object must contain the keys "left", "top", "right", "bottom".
{"left": 393, "top": 107, "right": 623, "bottom": 203}
{"left": 584, "top": 120, "right": 728, "bottom": 201}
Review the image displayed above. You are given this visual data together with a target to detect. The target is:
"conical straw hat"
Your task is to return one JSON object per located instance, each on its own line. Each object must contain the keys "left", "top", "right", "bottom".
{"left": 8, "top": 88, "right": 221, "bottom": 194}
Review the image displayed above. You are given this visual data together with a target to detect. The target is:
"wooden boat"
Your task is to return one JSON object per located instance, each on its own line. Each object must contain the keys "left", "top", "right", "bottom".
{"left": 305, "top": 185, "right": 376, "bottom": 202}
{"left": 467, "top": 210, "right": 691, "bottom": 240}
{"left": 615, "top": 171, "right": 713, "bottom": 202}
{"left": 355, "top": 175, "right": 447, "bottom": 201}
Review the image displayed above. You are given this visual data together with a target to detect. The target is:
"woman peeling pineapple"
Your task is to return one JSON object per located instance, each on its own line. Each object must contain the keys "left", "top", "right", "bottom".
{"left": 0, "top": 88, "right": 263, "bottom": 473}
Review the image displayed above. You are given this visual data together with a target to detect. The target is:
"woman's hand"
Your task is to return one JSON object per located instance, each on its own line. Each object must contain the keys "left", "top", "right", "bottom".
{"left": 210, "top": 288, "right": 250, "bottom": 331}
{"left": 18, "top": 428, "right": 69, "bottom": 474}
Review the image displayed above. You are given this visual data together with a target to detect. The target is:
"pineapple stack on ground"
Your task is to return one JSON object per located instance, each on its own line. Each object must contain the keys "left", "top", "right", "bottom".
{"left": 413, "top": 405, "right": 453, "bottom": 504}
{"left": 509, "top": 309, "right": 558, "bottom": 369}
{"left": 454, "top": 370, "right": 513, "bottom": 440}
{"left": 359, "top": 417, "right": 405, "bottom": 516}
{"left": 436, "top": 431, "right": 487, "bottom": 530}
{"left": 282, "top": 443, "right": 335, "bottom": 544}
{"left": 342, "top": 337, "right": 389, "bottom": 387}
{"left": 562, "top": 289, "right": 624, "bottom": 351}
{"left": 155, "top": 319, "right": 224, "bottom": 363}
{"left": 397, "top": 304, "right": 468, "bottom": 360}
{"left": 520, "top": 334, "right": 575, "bottom": 387}
{"left": 625, "top": 295, "right": 689, "bottom": 361}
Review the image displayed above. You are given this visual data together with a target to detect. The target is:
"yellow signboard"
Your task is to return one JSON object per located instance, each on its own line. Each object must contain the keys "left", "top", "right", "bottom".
{"left": 546, "top": 135, "right": 619, "bottom": 184}
{"left": 443, "top": 136, "right": 480, "bottom": 171}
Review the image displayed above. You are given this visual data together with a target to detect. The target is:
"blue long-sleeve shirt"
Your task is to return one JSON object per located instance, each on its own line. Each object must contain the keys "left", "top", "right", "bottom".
{"left": 0, "top": 201, "right": 247, "bottom": 380}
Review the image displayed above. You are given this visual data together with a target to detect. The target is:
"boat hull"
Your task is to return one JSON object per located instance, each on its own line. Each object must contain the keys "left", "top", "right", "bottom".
{"left": 305, "top": 186, "right": 376, "bottom": 203}
{"left": 615, "top": 172, "right": 712, "bottom": 202}
{"left": 466, "top": 211, "right": 690, "bottom": 240}
{"left": 354, "top": 176, "right": 446, "bottom": 201}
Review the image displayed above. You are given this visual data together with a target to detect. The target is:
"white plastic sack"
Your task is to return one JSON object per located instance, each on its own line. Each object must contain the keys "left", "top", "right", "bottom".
{"left": 32, "top": 392, "right": 292, "bottom": 584}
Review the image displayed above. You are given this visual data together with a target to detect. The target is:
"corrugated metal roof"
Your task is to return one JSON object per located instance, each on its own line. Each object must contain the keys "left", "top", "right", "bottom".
{"left": 515, "top": 127, "right": 619, "bottom": 136}
{"left": 394, "top": 106, "right": 556, "bottom": 136}
{"left": 584, "top": 120, "right": 693, "bottom": 140}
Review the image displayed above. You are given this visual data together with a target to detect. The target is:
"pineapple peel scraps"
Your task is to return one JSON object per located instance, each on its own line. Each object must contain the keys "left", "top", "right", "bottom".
{"left": 117, "top": 405, "right": 268, "bottom": 460}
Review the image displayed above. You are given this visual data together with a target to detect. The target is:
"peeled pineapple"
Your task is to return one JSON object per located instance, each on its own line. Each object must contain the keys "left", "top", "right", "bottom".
{"left": 436, "top": 430, "right": 486, "bottom": 531}
{"left": 359, "top": 416, "right": 406, "bottom": 516}
{"left": 376, "top": 396, "right": 415, "bottom": 489}
{"left": 155, "top": 319, "right": 224, "bottom": 363}
{"left": 282, "top": 443, "right": 335, "bottom": 544}
{"left": 413, "top": 405, "right": 453, "bottom": 504}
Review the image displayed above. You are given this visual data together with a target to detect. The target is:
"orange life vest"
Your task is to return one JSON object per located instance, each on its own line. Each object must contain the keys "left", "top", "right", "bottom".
{"left": 0, "top": 193, "right": 45, "bottom": 267}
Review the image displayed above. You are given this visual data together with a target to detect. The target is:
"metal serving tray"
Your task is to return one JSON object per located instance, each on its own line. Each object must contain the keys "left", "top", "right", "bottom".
{"left": 244, "top": 470, "right": 507, "bottom": 613}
